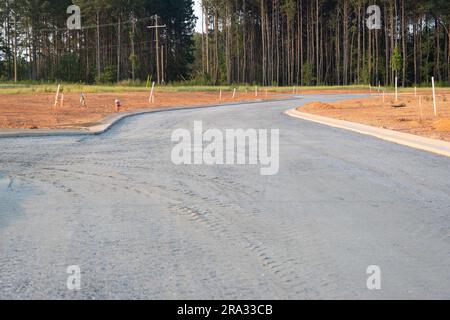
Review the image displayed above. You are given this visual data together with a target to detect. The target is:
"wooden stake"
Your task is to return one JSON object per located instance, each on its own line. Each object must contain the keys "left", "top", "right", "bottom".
{"left": 255, "top": 86, "right": 258, "bottom": 97}
{"left": 232, "top": 88, "right": 236, "bottom": 99}
{"left": 149, "top": 81, "right": 155, "bottom": 103}
{"left": 219, "top": 89, "right": 222, "bottom": 101}
{"left": 432, "top": 76, "right": 437, "bottom": 116}
{"left": 418, "top": 95, "right": 423, "bottom": 122}
{"left": 395, "top": 77, "right": 398, "bottom": 102}
{"left": 80, "top": 93, "right": 87, "bottom": 108}
{"left": 54, "top": 84, "right": 61, "bottom": 108}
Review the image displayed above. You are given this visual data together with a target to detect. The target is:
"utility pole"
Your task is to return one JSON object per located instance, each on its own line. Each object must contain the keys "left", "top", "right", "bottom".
{"left": 147, "top": 15, "right": 166, "bottom": 84}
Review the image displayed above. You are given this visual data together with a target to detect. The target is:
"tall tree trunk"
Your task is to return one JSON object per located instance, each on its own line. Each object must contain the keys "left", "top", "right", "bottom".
{"left": 402, "top": 0, "right": 407, "bottom": 86}
{"left": 96, "top": 10, "right": 101, "bottom": 80}
{"left": 13, "top": 14, "right": 17, "bottom": 82}
{"left": 260, "top": 0, "right": 266, "bottom": 85}
{"left": 214, "top": 9, "right": 219, "bottom": 84}
{"left": 205, "top": 1, "right": 210, "bottom": 75}
{"left": 343, "top": 0, "right": 349, "bottom": 85}
{"left": 117, "top": 16, "right": 121, "bottom": 82}
{"left": 316, "top": 0, "right": 320, "bottom": 84}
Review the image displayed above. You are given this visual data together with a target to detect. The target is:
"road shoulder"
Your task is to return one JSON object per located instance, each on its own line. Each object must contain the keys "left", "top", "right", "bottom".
{"left": 286, "top": 108, "right": 450, "bottom": 158}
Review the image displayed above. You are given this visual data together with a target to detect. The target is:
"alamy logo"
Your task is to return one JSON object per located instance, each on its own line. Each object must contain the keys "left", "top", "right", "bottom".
{"left": 67, "top": 265, "right": 81, "bottom": 290}
{"left": 67, "top": 5, "right": 81, "bottom": 30}
{"left": 366, "top": 5, "right": 381, "bottom": 30}
{"left": 171, "top": 121, "right": 279, "bottom": 176}
{"left": 366, "top": 265, "right": 381, "bottom": 290}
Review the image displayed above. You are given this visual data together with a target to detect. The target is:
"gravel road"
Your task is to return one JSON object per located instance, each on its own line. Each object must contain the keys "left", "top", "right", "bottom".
{"left": 0, "top": 95, "right": 449, "bottom": 299}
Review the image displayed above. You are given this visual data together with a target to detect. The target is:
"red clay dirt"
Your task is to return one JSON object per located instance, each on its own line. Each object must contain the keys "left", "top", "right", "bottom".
{"left": 299, "top": 92, "right": 450, "bottom": 142}
{"left": 0, "top": 91, "right": 283, "bottom": 130}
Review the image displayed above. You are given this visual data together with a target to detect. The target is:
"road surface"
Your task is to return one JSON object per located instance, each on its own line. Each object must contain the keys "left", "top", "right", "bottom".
{"left": 0, "top": 95, "right": 449, "bottom": 299}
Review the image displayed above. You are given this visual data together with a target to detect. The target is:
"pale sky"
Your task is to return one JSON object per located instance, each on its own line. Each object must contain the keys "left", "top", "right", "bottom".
{"left": 194, "top": 0, "right": 202, "bottom": 33}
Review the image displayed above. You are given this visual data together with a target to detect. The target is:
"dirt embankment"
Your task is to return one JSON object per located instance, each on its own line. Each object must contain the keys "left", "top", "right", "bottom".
{"left": 299, "top": 92, "right": 450, "bottom": 142}
{"left": 0, "top": 91, "right": 283, "bottom": 130}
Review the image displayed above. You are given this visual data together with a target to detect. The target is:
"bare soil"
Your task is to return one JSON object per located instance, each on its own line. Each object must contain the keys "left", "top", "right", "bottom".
{"left": 299, "top": 92, "right": 450, "bottom": 142}
{"left": 0, "top": 91, "right": 283, "bottom": 129}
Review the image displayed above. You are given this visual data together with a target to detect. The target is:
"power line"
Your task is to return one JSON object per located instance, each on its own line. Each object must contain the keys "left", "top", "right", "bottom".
{"left": 39, "top": 16, "right": 157, "bottom": 33}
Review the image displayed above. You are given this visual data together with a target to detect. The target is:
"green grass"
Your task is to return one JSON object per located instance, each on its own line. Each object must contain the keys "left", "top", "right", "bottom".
{"left": 0, "top": 82, "right": 447, "bottom": 95}
{"left": 0, "top": 83, "right": 149, "bottom": 94}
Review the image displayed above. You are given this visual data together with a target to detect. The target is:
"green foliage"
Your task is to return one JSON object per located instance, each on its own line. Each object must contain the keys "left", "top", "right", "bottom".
{"left": 1, "top": 0, "right": 450, "bottom": 87}
{"left": 391, "top": 46, "right": 403, "bottom": 75}
{"left": 55, "top": 54, "right": 81, "bottom": 82}
{"left": 360, "top": 60, "right": 371, "bottom": 85}
{"left": 0, "top": 0, "right": 196, "bottom": 83}
{"left": 184, "top": 72, "right": 216, "bottom": 86}
{"left": 302, "top": 62, "right": 314, "bottom": 86}
{"left": 282, "top": 0, "right": 296, "bottom": 22}
{"left": 96, "top": 65, "right": 116, "bottom": 84}
{"left": 129, "top": 53, "right": 138, "bottom": 75}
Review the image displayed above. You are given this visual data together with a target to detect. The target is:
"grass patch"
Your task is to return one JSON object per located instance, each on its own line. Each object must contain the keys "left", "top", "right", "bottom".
{"left": 0, "top": 83, "right": 371, "bottom": 95}
{"left": 0, "top": 82, "right": 448, "bottom": 95}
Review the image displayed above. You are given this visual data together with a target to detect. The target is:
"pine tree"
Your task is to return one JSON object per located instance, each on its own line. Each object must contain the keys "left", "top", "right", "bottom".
{"left": 391, "top": 45, "right": 403, "bottom": 80}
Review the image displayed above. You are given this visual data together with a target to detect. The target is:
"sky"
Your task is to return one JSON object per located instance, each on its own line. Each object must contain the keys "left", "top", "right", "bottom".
{"left": 193, "top": 0, "right": 203, "bottom": 33}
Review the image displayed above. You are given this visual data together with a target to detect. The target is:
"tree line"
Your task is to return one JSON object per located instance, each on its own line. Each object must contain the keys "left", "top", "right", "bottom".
{"left": 0, "top": 0, "right": 196, "bottom": 83}
{"left": 197, "top": 0, "right": 450, "bottom": 87}
{"left": 1, "top": 1, "right": 449, "bottom": 87}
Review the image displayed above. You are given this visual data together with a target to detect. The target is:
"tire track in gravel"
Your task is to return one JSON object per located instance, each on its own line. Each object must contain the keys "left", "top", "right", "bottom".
{"left": 163, "top": 165, "right": 351, "bottom": 298}
{"left": 162, "top": 145, "right": 366, "bottom": 298}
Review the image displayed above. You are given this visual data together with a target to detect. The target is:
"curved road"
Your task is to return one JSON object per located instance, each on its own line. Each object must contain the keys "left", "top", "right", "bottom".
{"left": 0, "top": 95, "right": 449, "bottom": 299}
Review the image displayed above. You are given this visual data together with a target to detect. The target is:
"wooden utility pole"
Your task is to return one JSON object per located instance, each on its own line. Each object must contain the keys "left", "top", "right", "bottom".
{"left": 148, "top": 15, "right": 166, "bottom": 84}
